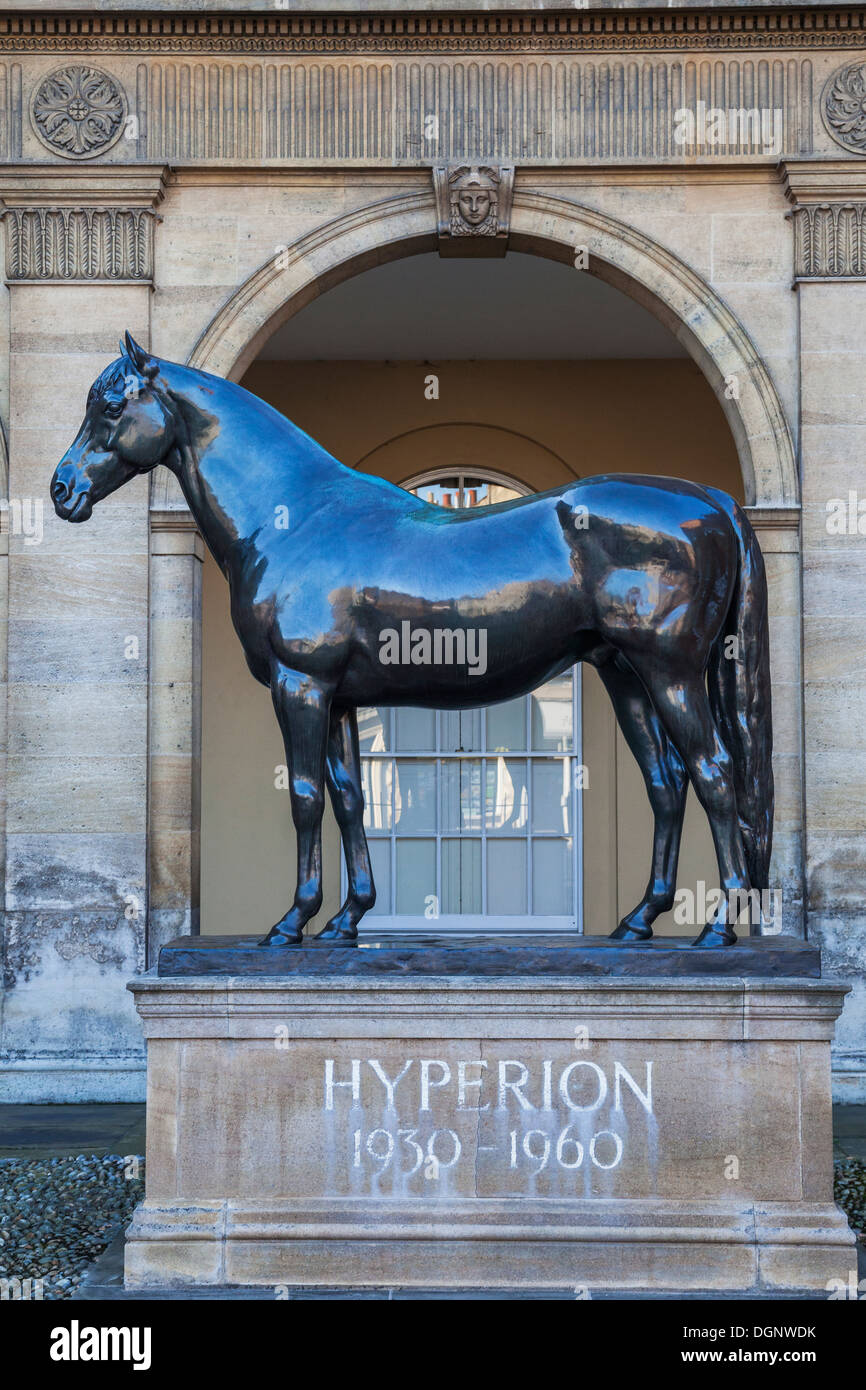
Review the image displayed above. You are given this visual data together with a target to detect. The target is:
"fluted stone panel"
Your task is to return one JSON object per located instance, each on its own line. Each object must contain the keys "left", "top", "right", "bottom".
{"left": 0, "top": 62, "right": 21, "bottom": 159}
{"left": 133, "top": 56, "right": 815, "bottom": 163}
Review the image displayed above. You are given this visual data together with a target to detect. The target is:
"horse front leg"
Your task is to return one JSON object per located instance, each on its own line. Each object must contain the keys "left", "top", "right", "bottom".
{"left": 315, "top": 704, "right": 375, "bottom": 942}
{"left": 597, "top": 653, "right": 688, "bottom": 941}
{"left": 259, "top": 664, "right": 331, "bottom": 947}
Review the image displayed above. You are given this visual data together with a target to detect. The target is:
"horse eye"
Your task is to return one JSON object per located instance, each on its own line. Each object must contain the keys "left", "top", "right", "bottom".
{"left": 103, "top": 401, "right": 124, "bottom": 419}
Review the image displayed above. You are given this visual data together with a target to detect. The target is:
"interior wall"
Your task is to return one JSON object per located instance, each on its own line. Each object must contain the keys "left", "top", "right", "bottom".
{"left": 200, "top": 358, "right": 742, "bottom": 938}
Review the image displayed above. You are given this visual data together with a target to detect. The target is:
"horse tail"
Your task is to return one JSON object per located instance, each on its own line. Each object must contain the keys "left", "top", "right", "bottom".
{"left": 706, "top": 494, "right": 774, "bottom": 891}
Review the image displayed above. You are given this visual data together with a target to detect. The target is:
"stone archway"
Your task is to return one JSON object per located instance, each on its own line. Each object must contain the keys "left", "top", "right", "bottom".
{"left": 155, "top": 186, "right": 804, "bottom": 953}
{"left": 187, "top": 188, "right": 798, "bottom": 510}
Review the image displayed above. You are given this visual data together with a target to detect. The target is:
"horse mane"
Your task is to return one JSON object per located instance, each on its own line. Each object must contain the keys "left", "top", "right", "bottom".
{"left": 160, "top": 356, "right": 414, "bottom": 500}
{"left": 94, "top": 349, "right": 422, "bottom": 510}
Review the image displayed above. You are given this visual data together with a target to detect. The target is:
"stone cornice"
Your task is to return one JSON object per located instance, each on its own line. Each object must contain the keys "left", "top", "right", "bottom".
{"left": 0, "top": 159, "right": 793, "bottom": 203}
{"left": 162, "top": 165, "right": 784, "bottom": 191}
{"left": 744, "top": 505, "right": 800, "bottom": 552}
{"left": 128, "top": 973, "right": 849, "bottom": 1043}
{"left": 1, "top": 10, "right": 866, "bottom": 55}
{"left": 743, "top": 505, "right": 800, "bottom": 528}
{"left": 0, "top": 164, "right": 168, "bottom": 208}
{"left": 150, "top": 511, "right": 204, "bottom": 560}
{"left": 781, "top": 157, "right": 866, "bottom": 204}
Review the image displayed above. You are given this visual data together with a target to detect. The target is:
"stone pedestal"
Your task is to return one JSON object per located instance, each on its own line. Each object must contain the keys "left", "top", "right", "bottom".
{"left": 125, "top": 970, "right": 855, "bottom": 1294}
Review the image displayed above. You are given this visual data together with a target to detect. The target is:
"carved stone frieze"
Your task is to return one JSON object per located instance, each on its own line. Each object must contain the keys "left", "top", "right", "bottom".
{"left": 790, "top": 201, "right": 866, "bottom": 279}
{"left": 3, "top": 206, "right": 155, "bottom": 281}
{"left": 2, "top": 12, "right": 866, "bottom": 55}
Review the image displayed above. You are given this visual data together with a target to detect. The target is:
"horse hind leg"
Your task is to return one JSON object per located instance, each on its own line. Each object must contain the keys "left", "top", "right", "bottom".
{"left": 316, "top": 704, "right": 375, "bottom": 942}
{"left": 597, "top": 654, "right": 688, "bottom": 941}
{"left": 622, "top": 655, "right": 750, "bottom": 948}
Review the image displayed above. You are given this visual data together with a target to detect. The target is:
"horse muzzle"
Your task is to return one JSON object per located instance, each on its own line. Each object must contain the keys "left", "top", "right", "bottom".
{"left": 51, "top": 472, "right": 93, "bottom": 523}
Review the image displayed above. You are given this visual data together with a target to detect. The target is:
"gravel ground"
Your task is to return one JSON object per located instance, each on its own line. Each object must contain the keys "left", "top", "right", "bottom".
{"left": 0, "top": 1154, "right": 144, "bottom": 1300}
{"left": 0, "top": 1152, "right": 862, "bottom": 1300}
{"left": 834, "top": 1158, "right": 866, "bottom": 1236}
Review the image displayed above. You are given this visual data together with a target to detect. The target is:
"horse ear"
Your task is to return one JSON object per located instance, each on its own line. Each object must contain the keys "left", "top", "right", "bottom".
{"left": 123, "top": 330, "right": 157, "bottom": 380}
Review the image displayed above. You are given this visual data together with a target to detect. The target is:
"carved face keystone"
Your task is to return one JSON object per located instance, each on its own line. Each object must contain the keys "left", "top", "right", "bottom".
{"left": 458, "top": 189, "right": 492, "bottom": 227}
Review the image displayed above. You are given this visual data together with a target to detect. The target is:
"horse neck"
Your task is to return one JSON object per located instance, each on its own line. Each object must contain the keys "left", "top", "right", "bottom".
{"left": 159, "top": 362, "right": 343, "bottom": 568}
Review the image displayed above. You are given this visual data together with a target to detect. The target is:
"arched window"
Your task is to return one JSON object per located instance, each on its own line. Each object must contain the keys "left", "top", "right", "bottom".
{"left": 399, "top": 468, "right": 531, "bottom": 510}
{"left": 351, "top": 468, "right": 583, "bottom": 934}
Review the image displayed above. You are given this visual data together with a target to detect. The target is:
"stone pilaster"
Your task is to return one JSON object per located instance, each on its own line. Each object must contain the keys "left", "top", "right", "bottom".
{"left": 784, "top": 159, "right": 866, "bottom": 1099}
{"left": 0, "top": 166, "right": 166, "bottom": 1101}
{"left": 148, "top": 512, "right": 202, "bottom": 967}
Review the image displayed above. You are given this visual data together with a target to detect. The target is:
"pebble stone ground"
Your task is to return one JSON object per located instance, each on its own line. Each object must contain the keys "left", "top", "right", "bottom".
{"left": 0, "top": 1103, "right": 864, "bottom": 1300}
{"left": 0, "top": 1155, "right": 145, "bottom": 1299}
{"left": 1, "top": 1103, "right": 146, "bottom": 1301}
{"left": 832, "top": 1106, "right": 866, "bottom": 1244}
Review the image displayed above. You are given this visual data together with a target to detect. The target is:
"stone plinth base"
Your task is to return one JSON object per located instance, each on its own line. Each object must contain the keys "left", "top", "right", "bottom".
{"left": 125, "top": 972, "right": 856, "bottom": 1294}
{"left": 157, "top": 932, "right": 821, "bottom": 978}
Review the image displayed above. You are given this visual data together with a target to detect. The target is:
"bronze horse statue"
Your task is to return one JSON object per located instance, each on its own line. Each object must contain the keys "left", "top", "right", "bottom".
{"left": 51, "top": 333, "right": 773, "bottom": 949}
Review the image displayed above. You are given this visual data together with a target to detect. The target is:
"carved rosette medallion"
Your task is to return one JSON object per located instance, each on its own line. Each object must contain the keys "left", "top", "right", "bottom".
{"left": 433, "top": 164, "right": 515, "bottom": 258}
{"left": 30, "top": 66, "right": 127, "bottom": 161}
{"left": 822, "top": 62, "right": 866, "bottom": 155}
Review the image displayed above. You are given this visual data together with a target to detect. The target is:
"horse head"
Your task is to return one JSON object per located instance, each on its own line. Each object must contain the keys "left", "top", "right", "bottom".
{"left": 51, "top": 331, "right": 177, "bottom": 522}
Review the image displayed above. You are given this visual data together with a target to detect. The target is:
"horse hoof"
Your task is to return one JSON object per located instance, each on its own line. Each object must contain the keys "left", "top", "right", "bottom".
{"left": 310, "top": 925, "right": 358, "bottom": 946}
{"left": 690, "top": 924, "right": 737, "bottom": 948}
{"left": 258, "top": 927, "right": 303, "bottom": 947}
{"left": 609, "top": 921, "right": 653, "bottom": 942}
